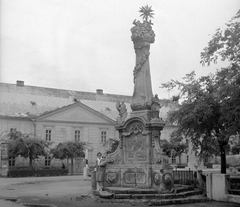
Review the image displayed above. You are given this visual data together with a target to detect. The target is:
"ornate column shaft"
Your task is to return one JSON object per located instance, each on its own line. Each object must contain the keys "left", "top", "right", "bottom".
{"left": 130, "top": 20, "right": 155, "bottom": 111}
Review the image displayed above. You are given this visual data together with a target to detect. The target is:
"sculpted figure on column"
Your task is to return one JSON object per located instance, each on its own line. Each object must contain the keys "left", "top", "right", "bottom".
{"left": 130, "top": 5, "right": 155, "bottom": 111}
{"left": 116, "top": 101, "right": 128, "bottom": 124}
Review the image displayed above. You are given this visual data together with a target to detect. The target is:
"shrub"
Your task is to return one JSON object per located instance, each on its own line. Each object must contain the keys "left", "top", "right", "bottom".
{"left": 7, "top": 168, "right": 69, "bottom": 177}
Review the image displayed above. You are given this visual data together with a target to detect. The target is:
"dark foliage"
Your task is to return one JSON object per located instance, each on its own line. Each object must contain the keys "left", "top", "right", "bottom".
{"left": 7, "top": 131, "right": 50, "bottom": 168}
{"left": 8, "top": 168, "right": 68, "bottom": 177}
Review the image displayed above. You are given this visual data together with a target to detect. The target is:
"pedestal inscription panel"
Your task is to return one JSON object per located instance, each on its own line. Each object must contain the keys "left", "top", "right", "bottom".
{"left": 121, "top": 167, "right": 148, "bottom": 187}
{"left": 126, "top": 133, "right": 146, "bottom": 160}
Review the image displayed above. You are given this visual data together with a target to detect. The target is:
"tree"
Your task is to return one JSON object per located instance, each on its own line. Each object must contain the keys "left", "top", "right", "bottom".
{"left": 160, "top": 134, "right": 188, "bottom": 164}
{"left": 200, "top": 9, "right": 240, "bottom": 172}
{"left": 160, "top": 139, "right": 172, "bottom": 157}
{"left": 229, "top": 135, "right": 240, "bottom": 155}
{"left": 170, "top": 133, "right": 188, "bottom": 164}
{"left": 161, "top": 10, "right": 240, "bottom": 174}
{"left": 7, "top": 131, "right": 49, "bottom": 168}
{"left": 51, "top": 141, "right": 86, "bottom": 175}
{"left": 162, "top": 69, "right": 240, "bottom": 173}
{"left": 200, "top": 10, "right": 240, "bottom": 66}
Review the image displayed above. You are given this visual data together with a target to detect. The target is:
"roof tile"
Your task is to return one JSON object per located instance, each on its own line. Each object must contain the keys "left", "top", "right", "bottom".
{"left": 0, "top": 83, "right": 174, "bottom": 121}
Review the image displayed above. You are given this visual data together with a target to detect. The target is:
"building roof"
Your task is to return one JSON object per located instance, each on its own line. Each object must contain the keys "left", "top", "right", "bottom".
{"left": 0, "top": 82, "right": 175, "bottom": 121}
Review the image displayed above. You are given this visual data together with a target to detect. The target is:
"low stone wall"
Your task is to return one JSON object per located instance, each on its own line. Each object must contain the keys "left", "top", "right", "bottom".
{"left": 205, "top": 173, "right": 240, "bottom": 204}
{"left": 212, "top": 174, "right": 229, "bottom": 201}
{"left": 227, "top": 194, "right": 240, "bottom": 204}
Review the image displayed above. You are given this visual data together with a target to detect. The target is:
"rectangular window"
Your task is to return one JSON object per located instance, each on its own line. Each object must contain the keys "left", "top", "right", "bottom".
{"left": 1, "top": 143, "right": 8, "bottom": 159}
{"left": 10, "top": 128, "right": 17, "bottom": 133}
{"left": 45, "top": 156, "right": 51, "bottom": 167}
{"left": 75, "top": 130, "right": 81, "bottom": 142}
{"left": 172, "top": 156, "right": 176, "bottom": 164}
{"left": 45, "top": 129, "right": 52, "bottom": 142}
{"left": 9, "top": 156, "right": 15, "bottom": 167}
{"left": 187, "top": 155, "right": 189, "bottom": 163}
{"left": 101, "top": 131, "right": 107, "bottom": 143}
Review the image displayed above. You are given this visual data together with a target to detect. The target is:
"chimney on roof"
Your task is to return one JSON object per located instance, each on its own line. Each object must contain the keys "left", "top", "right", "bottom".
{"left": 16, "top": 80, "right": 24, "bottom": 86}
{"left": 96, "top": 89, "right": 103, "bottom": 95}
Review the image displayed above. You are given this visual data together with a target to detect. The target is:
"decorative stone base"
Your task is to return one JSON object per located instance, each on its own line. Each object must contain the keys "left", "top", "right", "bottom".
{"left": 106, "top": 109, "right": 171, "bottom": 191}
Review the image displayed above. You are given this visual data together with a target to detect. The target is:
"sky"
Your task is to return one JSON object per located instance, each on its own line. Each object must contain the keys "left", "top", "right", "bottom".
{"left": 0, "top": 0, "right": 239, "bottom": 99}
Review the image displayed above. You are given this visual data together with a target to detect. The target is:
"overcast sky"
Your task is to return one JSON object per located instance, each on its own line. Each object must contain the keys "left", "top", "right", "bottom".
{"left": 1, "top": 0, "right": 239, "bottom": 98}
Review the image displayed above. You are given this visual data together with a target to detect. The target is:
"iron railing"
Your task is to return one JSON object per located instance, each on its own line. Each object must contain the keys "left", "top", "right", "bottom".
{"left": 173, "top": 169, "right": 196, "bottom": 185}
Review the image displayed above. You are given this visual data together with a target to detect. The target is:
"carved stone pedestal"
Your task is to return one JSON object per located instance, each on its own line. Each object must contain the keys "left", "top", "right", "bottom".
{"left": 104, "top": 112, "right": 173, "bottom": 191}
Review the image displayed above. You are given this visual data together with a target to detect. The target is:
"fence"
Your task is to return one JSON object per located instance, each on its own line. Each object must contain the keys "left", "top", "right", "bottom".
{"left": 228, "top": 176, "right": 240, "bottom": 195}
{"left": 173, "top": 169, "right": 196, "bottom": 185}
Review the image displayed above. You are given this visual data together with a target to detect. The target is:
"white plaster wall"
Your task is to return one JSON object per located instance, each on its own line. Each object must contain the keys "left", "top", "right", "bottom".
{"left": 212, "top": 174, "right": 229, "bottom": 202}
{"left": 0, "top": 118, "right": 33, "bottom": 136}
{"left": 36, "top": 121, "right": 117, "bottom": 166}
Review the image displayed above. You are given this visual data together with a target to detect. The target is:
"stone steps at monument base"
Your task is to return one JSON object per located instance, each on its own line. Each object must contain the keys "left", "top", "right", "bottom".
{"left": 103, "top": 187, "right": 159, "bottom": 194}
{"left": 96, "top": 196, "right": 210, "bottom": 206}
{"left": 174, "top": 185, "right": 195, "bottom": 193}
{"left": 98, "top": 189, "right": 203, "bottom": 199}
{"left": 146, "top": 197, "right": 210, "bottom": 206}
{"left": 103, "top": 185, "right": 195, "bottom": 195}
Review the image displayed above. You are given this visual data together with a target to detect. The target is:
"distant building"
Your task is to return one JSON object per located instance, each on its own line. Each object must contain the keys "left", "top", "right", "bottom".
{"left": 0, "top": 81, "right": 188, "bottom": 175}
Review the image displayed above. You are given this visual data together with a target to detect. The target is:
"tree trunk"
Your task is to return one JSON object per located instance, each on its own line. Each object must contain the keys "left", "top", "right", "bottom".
{"left": 71, "top": 157, "right": 74, "bottom": 175}
{"left": 179, "top": 155, "right": 181, "bottom": 164}
{"left": 29, "top": 157, "right": 33, "bottom": 169}
{"left": 220, "top": 144, "right": 226, "bottom": 174}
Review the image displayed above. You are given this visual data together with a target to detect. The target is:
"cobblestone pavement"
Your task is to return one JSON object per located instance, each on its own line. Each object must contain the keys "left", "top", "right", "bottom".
{"left": 0, "top": 176, "right": 239, "bottom": 207}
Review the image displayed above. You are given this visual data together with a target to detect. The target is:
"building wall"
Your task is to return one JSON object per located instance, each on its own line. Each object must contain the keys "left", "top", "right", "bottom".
{"left": 0, "top": 116, "right": 192, "bottom": 174}
{"left": 0, "top": 117, "right": 33, "bottom": 135}
{"left": 36, "top": 121, "right": 117, "bottom": 167}
{"left": 0, "top": 117, "right": 118, "bottom": 173}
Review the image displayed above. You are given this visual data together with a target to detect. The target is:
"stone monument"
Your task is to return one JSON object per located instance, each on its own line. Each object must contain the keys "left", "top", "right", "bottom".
{"left": 104, "top": 6, "right": 173, "bottom": 191}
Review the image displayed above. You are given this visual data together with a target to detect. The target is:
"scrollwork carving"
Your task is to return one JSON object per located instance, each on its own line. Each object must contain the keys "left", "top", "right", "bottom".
{"left": 122, "top": 123, "right": 146, "bottom": 137}
{"left": 107, "top": 158, "right": 115, "bottom": 163}
{"left": 162, "top": 173, "right": 173, "bottom": 186}
{"left": 106, "top": 172, "right": 118, "bottom": 184}
{"left": 107, "top": 152, "right": 122, "bottom": 165}
{"left": 131, "top": 124, "right": 143, "bottom": 134}
{"left": 153, "top": 172, "right": 160, "bottom": 185}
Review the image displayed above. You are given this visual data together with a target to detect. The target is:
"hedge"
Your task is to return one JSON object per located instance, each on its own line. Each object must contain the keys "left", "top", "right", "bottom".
{"left": 7, "top": 168, "right": 69, "bottom": 177}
